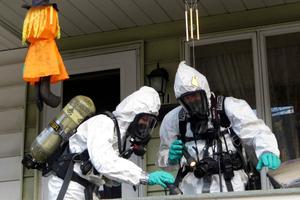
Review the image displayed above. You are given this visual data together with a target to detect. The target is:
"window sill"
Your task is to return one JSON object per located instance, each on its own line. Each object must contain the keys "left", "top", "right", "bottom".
{"left": 186, "top": 188, "right": 300, "bottom": 199}
{"left": 143, "top": 188, "right": 300, "bottom": 200}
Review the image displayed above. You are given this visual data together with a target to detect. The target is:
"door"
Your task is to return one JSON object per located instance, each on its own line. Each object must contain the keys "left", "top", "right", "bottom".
{"left": 40, "top": 49, "right": 143, "bottom": 199}
{"left": 63, "top": 69, "right": 121, "bottom": 198}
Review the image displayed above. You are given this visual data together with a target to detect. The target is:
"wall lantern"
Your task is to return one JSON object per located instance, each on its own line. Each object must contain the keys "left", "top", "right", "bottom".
{"left": 147, "top": 62, "right": 169, "bottom": 103}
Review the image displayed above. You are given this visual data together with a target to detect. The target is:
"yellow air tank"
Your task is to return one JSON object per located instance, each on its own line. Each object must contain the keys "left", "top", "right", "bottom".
{"left": 30, "top": 95, "right": 96, "bottom": 163}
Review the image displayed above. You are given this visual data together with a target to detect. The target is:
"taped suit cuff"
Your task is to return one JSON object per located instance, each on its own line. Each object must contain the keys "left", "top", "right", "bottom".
{"left": 139, "top": 171, "right": 149, "bottom": 185}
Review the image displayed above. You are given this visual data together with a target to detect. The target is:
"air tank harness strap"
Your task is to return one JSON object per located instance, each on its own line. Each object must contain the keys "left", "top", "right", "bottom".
{"left": 103, "top": 111, "right": 127, "bottom": 155}
{"left": 56, "top": 150, "right": 93, "bottom": 200}
{"left": 56, "top": 155, "right": 75, "bottom": 200}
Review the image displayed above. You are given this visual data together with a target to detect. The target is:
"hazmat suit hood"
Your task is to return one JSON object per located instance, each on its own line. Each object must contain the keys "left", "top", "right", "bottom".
{"left": 112, "top": 86, "right": 161, "bottom": 133}
{"left": 174, "top": 61, "right": 211, "bottom": 107}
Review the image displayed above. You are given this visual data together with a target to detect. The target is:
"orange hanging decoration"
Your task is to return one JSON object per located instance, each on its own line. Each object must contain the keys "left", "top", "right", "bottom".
{"left": 22, "top": 3, "right": 69, "bottom": 85}
{"left": 22, "top": 0, "right": 69, "bottom": 110}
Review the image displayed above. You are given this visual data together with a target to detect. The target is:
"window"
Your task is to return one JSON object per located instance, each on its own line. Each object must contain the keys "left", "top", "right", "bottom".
{"left": 264, "top": 32, "right": 300, "bottom": 162}
{"left": 185, "top": 24, "right": 300, "bottom": 191}
{"left": 191, "top": 39, "right": 256, "bottom": 107}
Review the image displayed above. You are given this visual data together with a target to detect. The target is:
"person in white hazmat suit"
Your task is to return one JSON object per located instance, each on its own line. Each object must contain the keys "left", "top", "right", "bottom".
{"left": 48, "top": 86, "right": 175, "bottom": 200}
{"left": 157, "top": 61, "right": 281, "bottom": 194}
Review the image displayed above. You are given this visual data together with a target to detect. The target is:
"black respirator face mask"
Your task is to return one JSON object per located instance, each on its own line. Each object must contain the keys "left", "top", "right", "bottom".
{"left": 126, "top": 113, "right": 158, "bottom": 156}
{"left": 179, "top": 90, "right": 209, "bottom": 134}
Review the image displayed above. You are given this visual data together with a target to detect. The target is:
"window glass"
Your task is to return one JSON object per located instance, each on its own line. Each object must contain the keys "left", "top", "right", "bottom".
{"left": 266, "top": 32, "right": 300, "bottom": 162}
{"left": 189, "top": 39, "right": 262, "bottom": 190}
{"left": 191, "top": 39, "right": 256, "bottom": 107}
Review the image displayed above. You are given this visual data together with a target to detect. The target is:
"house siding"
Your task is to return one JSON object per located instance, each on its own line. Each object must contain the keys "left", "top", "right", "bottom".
{"left": 0, "top": 49, "right": 27, "bottom": 200}
{"left": 22, "top": 2, "right": 300, "bottom": 199}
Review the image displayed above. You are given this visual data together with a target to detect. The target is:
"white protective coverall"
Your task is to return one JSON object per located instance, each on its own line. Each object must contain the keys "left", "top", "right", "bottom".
{"left": 157, "top": 61, "right": 280, "bottom": 194}
{"left": 48, "top": 86, "right": 160, "bottom": 200}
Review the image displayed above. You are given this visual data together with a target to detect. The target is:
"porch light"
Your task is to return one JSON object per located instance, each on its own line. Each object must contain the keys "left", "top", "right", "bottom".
{"left": 147, "top": 62, "right": 169, "bottom": 103}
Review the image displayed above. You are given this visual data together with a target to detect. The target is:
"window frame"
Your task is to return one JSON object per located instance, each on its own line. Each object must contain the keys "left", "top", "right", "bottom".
{"left": 184, "top": 31, "right": 264, "bottom": 119}
{"left": 258, "top": 23, "right": 300, "bottom": 129}
{"left": 184, "top": 21, "right": 300, "bottom": 192}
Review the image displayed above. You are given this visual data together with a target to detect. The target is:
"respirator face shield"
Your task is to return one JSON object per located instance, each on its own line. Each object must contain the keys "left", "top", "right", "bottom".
{"left": 179, "top": 90, "right": 209, "bottom": 117}
{"left": 127, "top": 113, "right": 158, "bottom": 142}
{"left": 179, "top": 90, "right": 210, "bottom": 134}
{"left": 126, "top": 113, "right": 158, "bottom": 157}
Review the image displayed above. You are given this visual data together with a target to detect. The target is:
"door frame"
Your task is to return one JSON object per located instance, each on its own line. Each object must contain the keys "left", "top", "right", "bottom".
{"left": 39, "top": 41, "right": 146, "bottom": 199}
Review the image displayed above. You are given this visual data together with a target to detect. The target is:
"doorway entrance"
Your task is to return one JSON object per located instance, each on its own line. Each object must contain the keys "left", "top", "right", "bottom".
{"left": 63, "top": 69, "right": 121, "bottom": 198}
{"left": 63, "top": 69, "right": 120, "bottom": 113}
{"left": 41, "top": 48, "right": 142, "bottom": 199}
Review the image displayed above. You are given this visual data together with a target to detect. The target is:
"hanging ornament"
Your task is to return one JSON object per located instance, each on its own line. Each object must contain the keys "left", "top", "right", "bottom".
{"left": 22, "top": 0, "right": 69, "bottom": 110}
{"left": 183, "top": 0, "right": 200, "bottom": 42}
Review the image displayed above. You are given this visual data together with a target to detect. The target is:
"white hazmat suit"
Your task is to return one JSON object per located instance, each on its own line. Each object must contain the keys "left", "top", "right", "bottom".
{"left": 157, "top": 61, "right": 280, "bottom": 194}
{"left": 48, "top": 86, "right": 160, "bottom": 200}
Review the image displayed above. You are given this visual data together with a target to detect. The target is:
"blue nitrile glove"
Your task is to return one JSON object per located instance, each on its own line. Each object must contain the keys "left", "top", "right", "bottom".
{"left": 148, "top": 171, "right": 175, "bottom": 188}
{"left": 256, "top": 152, "right": 281, "bottom": 171}
{"left": 168, "top": 139, "right": 184, "bottom": 164}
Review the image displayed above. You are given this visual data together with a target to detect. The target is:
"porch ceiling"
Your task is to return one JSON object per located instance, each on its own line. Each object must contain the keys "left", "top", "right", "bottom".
{"left": 0, "top": 0, "right": 300, "bottom": 51}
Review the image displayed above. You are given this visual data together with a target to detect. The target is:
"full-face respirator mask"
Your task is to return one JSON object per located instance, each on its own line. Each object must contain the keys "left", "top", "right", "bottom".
{"left": 178, "top": 90, "right": 209, "bottom": 135}
{"left": 122, "top": 113, "right": 158, "bottom": 158}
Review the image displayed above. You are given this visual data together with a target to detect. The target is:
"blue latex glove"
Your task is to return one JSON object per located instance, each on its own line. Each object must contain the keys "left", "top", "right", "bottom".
{"left": 256, "top": 152, "right": 281, "bottom": 171}
{"left": 148, "top": 171, "right": 175, "bottom": 188}
{"left": 168, "top": 140, "right": 184, "bottom": 164}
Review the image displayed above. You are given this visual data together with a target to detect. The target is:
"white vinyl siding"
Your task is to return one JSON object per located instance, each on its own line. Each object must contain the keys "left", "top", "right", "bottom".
{"left": 0, "top": 48, "right": 26, "bottom": 200}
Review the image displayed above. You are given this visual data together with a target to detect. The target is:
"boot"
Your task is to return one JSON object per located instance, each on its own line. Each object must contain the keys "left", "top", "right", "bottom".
{"left": 40, "top": 76, "right": 61, "bottom": 107}
{"left": 35, "top": 83, "right": 43, "bottom": 112}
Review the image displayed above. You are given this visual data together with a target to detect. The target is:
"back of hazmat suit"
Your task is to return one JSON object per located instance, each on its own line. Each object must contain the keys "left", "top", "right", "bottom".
{"left": 48, "top": 86, "right": 174, "bottom": 200}
{"left": 157, "top": 61, "right": 280, "bottom": 194}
